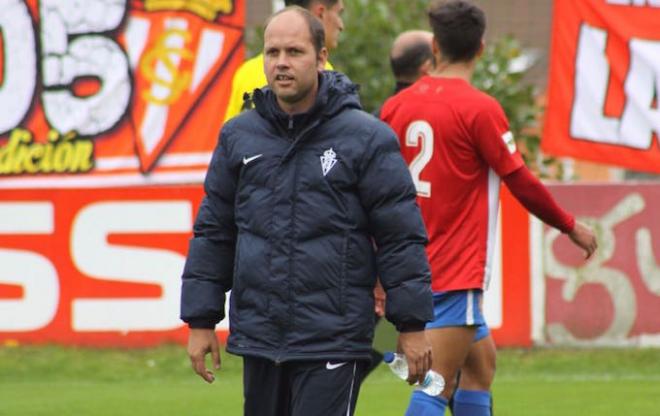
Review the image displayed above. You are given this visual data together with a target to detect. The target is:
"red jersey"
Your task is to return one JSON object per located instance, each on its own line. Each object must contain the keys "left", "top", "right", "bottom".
{"left": 381, "top": 76, "right": 524, "bottom": 292}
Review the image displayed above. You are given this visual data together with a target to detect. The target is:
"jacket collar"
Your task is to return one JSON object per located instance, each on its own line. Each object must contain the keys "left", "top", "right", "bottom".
{"left": 252, "top": 71, "right": 361, "bottom": 129}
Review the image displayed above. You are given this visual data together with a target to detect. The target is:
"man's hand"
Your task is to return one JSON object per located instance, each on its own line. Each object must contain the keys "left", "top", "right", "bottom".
{"left": 568, "top": 221, "right": 598, "bottom": 259}
{"left": 374, "top": 280, "right": 386, "bottom": 318}
{"left": 397, "top": 331, "right": 432, "bottom": 385}
{"left": 187, "top": 328, "right": 221, "bottom": 383}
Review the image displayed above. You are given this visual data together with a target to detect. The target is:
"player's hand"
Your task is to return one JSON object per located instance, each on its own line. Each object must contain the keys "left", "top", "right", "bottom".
{"left": 187, "top": 328, "right": 220, "bottom": 383}
{"left": 397, "top": 331, "right": 432, "bottom": 385}
{"left": 374, "top": 280, "right": 386, "bottom": 318}
{"left": 568, "top": 221, "right": 597, "bottom": 259}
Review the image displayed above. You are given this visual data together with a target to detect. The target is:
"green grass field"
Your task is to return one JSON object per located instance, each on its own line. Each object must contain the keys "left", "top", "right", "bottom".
{"left": 2, "top": 344, "right": 660, "bottom": 415}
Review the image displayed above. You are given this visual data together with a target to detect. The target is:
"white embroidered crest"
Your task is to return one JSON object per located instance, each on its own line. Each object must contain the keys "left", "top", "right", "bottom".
{"left": 320, "top": 148, "right": 337, "bottom": 176}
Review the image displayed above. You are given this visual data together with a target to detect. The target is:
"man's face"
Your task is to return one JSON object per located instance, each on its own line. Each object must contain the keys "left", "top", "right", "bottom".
{"left": 263, "top": 12, "right": 327, "bottom": 110}
{"left": 320, "top": 0, "right": 344, "bottom": 50}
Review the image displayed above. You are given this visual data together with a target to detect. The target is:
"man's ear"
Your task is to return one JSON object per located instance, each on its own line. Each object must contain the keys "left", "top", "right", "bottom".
{"left": 477, "top": 39, "right": 485, "bottom": 57}
{"left": 310, "top": 1, "right": 326, "bottom": 19}
{"left": 431, "top": 36, "right": 443, "bottom": 63}
{"left": 317, "top": 47, "right": 329, "bottom": 71}
{"left": 420, "top": 58, "right": 433, "bottom": 75}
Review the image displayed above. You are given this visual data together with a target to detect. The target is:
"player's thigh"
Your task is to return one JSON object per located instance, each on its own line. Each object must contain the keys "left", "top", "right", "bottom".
{"left": 426, "top": 326, "right": 476, "bottom": 390}
{"left": 460, "top": 333, "right": 497, "bottom": 391}
{"left": 425, "top": 290, "right": 486, "bottom": 391}
{"left": 288, "top": 360, "right": 367, "bottom": 416}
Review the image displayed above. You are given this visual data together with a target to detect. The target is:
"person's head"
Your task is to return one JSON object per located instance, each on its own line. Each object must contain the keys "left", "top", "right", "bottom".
{"left": 263, "top": 6, "right": 328, "bottom": 114}
{"left": 389, "top": 30, "right": 434, "bottom": 84}
{"left": 428, "top": 0, "right": 485, "bottom": 65}
{"left": 285, "top": 0, "right": 345, "bottom": 49}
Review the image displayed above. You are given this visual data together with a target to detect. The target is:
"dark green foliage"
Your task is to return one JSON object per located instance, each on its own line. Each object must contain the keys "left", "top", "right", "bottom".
{"left": 329, "top": 0, "right": 430, "bottom": 112}
{"left": 473, "top": 36, "right": 559, "bottom": 176}
{"left": 245, "top": 0, "right": 429, "bottom": 113}
{"left": 246, "top": 1, "right": 553, "bottom": 174}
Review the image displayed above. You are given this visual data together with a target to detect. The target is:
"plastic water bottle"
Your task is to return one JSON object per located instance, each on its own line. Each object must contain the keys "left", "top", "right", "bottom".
{"left": 383, "top": 352, "right": 445, "bottom": 396}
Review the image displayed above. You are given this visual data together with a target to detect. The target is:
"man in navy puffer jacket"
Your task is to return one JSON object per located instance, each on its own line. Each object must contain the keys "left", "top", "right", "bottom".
{"left": 181, "top": 6, "right": 434, "bottom": 416}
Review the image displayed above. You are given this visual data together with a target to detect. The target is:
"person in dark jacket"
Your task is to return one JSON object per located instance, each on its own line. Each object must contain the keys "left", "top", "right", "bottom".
{"left": 368, "top": 28, "right": 435, "bottom": 376}
{"left": 180, "top": 6, "right": 434, "bottom": 416}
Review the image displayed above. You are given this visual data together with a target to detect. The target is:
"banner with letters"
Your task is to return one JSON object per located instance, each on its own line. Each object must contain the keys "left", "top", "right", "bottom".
{"left": 0, "top": 187, "right": 235, "bottom": 347}
{"left": 543, "top": 0, "right": 660, "bottom": 173}
{"left": 536, "top": 184, "right": 660, "bottom": 347}
{"left": 0, "top": 0, "right": 243, "bottom": 346}
{"left": 0, "top": 0, "right": 244, "bottom": 186}
{"left": 0, "top": 185, "right": 533, "bottom": 347}
{"left": 9, "top": 1, "right": 650, "bottom": 349}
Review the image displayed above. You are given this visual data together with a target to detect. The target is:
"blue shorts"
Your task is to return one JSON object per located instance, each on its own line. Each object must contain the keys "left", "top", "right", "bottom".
{"left": 425, "top": 289, "right": 490, "bottom": 342}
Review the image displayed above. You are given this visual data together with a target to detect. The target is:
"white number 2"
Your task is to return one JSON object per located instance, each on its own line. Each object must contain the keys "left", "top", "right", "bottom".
{"left": 405, "top": 120, "right": 434, "bottom": 198}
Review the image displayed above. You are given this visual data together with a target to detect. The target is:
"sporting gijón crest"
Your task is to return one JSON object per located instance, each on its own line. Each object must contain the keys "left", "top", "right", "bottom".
{"left": 123, "top": 1, "right": 242, "bottom": 172}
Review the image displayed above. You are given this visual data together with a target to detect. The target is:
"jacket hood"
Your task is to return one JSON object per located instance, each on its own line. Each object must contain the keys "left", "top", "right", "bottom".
{"left": 252, "top": 71, "right": 362, "bottom": 123}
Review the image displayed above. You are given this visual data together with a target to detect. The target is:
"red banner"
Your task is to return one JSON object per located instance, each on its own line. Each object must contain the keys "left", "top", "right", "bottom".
{"left": 543, "top": 0, "right": 660, "bottom": 173}
{"left": 0, "top": 186, "right": 533, "bottom": 347}
{"left": 10, "top": 182, "right": 660, "bottom": 348}
{"left": 0, "top": 0, "right": 243, "bottom": 347}
{"left": 0, "top": 0, "right": 244, "bottom": 186}
{"left": 0, "top": 187, "right": 233, "bottom": 347}
{"left": 0, "top": 1, "right": 534, "bottom": 348}
{"left": 542, "top": 184, "right": 660, "bottom": 347}
{"left": 490, "top": 188, "right": 532, "bottom": 347}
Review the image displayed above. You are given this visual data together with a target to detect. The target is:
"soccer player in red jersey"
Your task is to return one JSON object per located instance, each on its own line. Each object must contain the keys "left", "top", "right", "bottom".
{"left": 381, "top": 1, "right": 597, "bottom": 415}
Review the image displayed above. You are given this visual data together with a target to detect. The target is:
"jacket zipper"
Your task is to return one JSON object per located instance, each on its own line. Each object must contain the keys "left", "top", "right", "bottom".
{"left": 275, "top": 115, "right": 324, "bottom": 362}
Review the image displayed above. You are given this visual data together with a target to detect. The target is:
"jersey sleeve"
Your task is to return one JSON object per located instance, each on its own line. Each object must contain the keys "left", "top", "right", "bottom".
{"left": 470, "top": 99, "right": 524, "bottom": 177}
{"left": 503, "top": 166, "right": 575, "bottom": 233}
{"left": 357, "top": 122, "right": 433, "bottom": 329}
{"left": 181, "top": 124, "right": 239, "bottom": 328}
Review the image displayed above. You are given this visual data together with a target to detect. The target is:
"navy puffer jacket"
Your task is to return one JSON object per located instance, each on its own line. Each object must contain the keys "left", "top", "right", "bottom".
{"left": 181, "top": 71, "right": 433, "bottom": 362}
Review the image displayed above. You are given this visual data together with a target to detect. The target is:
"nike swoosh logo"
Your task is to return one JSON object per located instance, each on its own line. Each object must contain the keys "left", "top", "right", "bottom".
{"left": 326, "top": 361, "right": 348, "bottom": 370}
{"left": 243, "top": 154, "right": 263, "bottom": 165}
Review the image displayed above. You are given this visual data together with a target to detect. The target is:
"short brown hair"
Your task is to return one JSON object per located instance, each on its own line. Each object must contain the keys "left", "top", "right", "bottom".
{"left": 428, "top": 0, "right": 485, "bottom": 63}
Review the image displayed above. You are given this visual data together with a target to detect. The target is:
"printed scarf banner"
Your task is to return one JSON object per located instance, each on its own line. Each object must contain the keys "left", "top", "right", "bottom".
{"left": 543, "top": 0, "right": 660, "bottom": 173}
{"left": 0, "top": 0, "right": 244, "bottom": 187}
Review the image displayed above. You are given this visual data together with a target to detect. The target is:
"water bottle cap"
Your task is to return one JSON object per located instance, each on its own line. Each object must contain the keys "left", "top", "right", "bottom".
{"left": 383, "top": 352, "right": 395, "bottom": 363}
